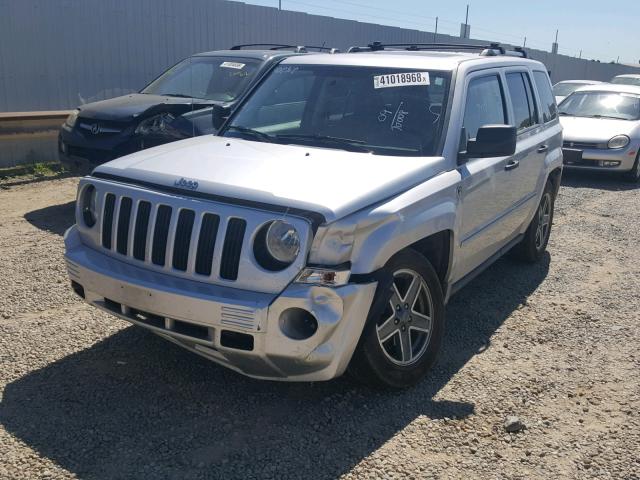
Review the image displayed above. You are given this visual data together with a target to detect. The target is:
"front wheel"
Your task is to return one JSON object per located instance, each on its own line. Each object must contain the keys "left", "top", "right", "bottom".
{"left": 348, "top": 250, "right": 445, "bottom": 390}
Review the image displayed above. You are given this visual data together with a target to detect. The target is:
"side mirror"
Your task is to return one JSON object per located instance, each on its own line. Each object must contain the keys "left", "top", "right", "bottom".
{"left": 211, "top": 104, "right": 232, "bottom": 131}
{"left": 459, "top": 125, "right": 517, "bottom": 162}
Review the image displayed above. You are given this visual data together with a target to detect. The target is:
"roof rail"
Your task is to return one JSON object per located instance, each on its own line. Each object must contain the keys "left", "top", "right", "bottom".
{"left": 347, "top": 41, "right": 527, "bottom": 58}
{"left": 230, "top": 43, "right": 340, "bottom": 53}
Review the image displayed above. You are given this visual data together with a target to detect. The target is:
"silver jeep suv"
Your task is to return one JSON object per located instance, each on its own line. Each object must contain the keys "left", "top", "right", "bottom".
{"left": 65, "top": 42, "right": 562, "bottom": 388}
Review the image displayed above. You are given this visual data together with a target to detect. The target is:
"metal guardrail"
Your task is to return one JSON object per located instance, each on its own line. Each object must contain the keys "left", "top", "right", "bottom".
{"left": 0, "top": 111, "right": 69, "bottom": 169}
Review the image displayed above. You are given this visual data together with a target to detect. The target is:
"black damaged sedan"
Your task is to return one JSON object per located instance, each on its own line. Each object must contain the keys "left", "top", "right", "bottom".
{"left": 58, "top": 45, "right": 313, "bottom": 171}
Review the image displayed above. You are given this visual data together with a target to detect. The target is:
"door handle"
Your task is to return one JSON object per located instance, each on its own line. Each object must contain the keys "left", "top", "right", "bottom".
{"left": 537, "top": 144, "right": 549, "bottom": 153}
{"left": 504, "top": 159, "right": 520, "bottom": 171}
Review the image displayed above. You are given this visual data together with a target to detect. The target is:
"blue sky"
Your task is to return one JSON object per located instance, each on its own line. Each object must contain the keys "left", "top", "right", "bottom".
{"left": 234, "top": 0, "right": 640, "bottom": 64}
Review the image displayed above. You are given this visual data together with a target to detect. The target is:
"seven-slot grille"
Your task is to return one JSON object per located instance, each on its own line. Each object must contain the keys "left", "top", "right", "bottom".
{"left": 101, "top": 193, "right": 246, "bottom": 281}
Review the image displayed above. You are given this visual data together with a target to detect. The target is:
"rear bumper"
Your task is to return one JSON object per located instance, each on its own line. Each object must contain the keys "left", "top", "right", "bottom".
{"left": 64, "top": 226, "right": 376, "bottom": 381}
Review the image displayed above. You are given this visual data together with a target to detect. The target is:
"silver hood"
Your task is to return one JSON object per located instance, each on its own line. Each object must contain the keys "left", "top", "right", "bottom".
{"left": 93, "top": 135, "right": 446, "bottom": 224}
{"left": 560, "top": 115, "right": 640, "bottom": 143}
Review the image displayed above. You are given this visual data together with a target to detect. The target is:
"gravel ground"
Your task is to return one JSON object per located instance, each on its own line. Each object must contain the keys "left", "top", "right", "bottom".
{"left": 0, "top": 172, "right": 638, "bottom": 480}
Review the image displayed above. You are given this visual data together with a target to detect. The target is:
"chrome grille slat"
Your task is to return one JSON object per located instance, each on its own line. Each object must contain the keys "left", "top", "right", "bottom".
{"left": 111, "top": 195, "right": 122, "bottom": 253}
{"left": 127, "top": 199, "right": 140, "bottom": 259}
{"left": 163, "top": 208, "right": 180, "bottom": 271}
{"left": 186, "top": 213, "right": 205, "bottom": 275}
{"left": 144, "top": 203, "right": 159, "bottom": 264}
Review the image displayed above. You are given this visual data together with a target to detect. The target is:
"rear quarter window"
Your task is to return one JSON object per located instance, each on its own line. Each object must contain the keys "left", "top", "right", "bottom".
{"left": 533, "top": 71, "right": 558, "bottom": 123}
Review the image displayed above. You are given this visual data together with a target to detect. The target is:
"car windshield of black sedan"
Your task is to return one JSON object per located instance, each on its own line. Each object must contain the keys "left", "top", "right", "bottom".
{"left": 223, "top": 65, "right": 451, "bottom": 156}
{"left": 142, "top": 56, "right": 261, "bottom": 102}
{"left": 559, "top": 92, "right": 640, "bottom": 120}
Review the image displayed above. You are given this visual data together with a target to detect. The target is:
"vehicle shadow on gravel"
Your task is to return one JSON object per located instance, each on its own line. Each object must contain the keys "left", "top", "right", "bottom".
{"left": 0, "top": 254, "right": 550, "bottom": 479}
{"left": 24, "top": 201, "right": 76, "bottom": 236}
{"left": 561, "top": 170, "right": 640, "bottom": 191}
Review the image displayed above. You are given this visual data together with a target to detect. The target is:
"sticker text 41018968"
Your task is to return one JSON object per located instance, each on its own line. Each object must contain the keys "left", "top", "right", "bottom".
{"left": 373, "top": 72, "right": 430, "bottom": 89}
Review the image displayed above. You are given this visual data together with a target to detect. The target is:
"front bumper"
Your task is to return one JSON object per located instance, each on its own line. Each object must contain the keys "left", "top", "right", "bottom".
{"left": 64, "top": 226, "right": 377, "bottom": 381}
{"left": 562, "top": 143, "right": 638, "bottom": 172}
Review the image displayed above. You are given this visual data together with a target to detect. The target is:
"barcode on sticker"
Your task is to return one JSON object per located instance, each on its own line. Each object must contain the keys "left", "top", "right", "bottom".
{"left": 221, "top": 62, "right": 245, "bottom": 69}
{"left": 373, "top": 72, "right": 430, "bottom": 89}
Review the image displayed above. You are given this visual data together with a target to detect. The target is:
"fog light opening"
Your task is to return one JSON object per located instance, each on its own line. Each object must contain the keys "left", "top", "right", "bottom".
{"left": 279, "top": 308, "right": 318, "bottom": 340}
{"left": 599, "top": 160, "right": 621, "bottom": 167}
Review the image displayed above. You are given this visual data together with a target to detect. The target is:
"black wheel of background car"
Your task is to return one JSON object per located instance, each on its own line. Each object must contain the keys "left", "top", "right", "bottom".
{"left": 623, "top": 153, "right": 640, "bottom": 183}
{"left": 348, "top": 249, "right": 445, "bottom": 390}
{"left": 511, "top": 180, "right": 555, "bottom": 263}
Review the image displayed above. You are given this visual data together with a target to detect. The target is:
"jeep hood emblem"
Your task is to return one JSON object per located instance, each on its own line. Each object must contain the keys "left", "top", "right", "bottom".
{"left": 174, "top": 177, "right": 199, "bottom": 190}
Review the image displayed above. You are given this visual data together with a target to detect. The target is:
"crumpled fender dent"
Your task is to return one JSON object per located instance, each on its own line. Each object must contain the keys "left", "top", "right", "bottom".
{"left": 310, "top": 169, "right": 460, "bottom": 274}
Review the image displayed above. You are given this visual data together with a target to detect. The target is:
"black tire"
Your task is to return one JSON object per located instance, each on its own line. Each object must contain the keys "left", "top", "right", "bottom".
{"left": 623, "top": 153, "right": 640, "bottom": 183}
{"left": 511, "top": 180, "right": 555, "bottom": 263}
{"left": 348, "top": 249, "right": 445, "bottom": 390}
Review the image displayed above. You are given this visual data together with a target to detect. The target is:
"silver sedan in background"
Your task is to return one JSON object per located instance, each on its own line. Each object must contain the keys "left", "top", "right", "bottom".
{"left": 611, "top": 74, "right": 640, "bottom": 87}
{"left": 559, "top": 84, "right": 640, "bottom": 182}
{"left": 553, "top": 79, "right": 605, "bottom": 104}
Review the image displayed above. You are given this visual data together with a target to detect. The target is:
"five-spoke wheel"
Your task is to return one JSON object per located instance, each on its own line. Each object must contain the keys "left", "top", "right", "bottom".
{"left": 376, "top": 269, "right": 434, "bottom": 366}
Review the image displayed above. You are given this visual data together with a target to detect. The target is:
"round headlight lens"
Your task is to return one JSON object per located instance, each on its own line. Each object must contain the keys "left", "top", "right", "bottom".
{"left": 608, "top": 135, "right": 630, "bottom": 149}
{"left": 65, "top": 109, "right": 80, "bottom": 128}
{"left": 81, "top": 184, "right": 97, "bottom": 227}
{"left": 254, "top": 220, "right": 300, "bottom": 270}
{"left": 266, "top": 220, "right": 300, "bottom": 264}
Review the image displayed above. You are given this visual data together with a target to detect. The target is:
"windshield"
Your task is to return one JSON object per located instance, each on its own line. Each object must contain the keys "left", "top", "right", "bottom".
{"left": 611, "top": 76, "right": 640, "bottom": 86}
{"left": 558, "top": 91, "right": 640, "bottom": 120}
{"left": 222, "top": 64, "right": 451, "bottom": 156}
{"left": 553, "top": 82, "right": 591, "bottom": 97}
{"left": 142, "top": 56, "right": 261, "bottom": 102}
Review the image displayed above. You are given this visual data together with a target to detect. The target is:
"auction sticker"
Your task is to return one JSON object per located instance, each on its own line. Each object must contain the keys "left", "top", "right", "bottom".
{"left": 220, "top": 61, "right": 245, "bottom": 69}
{"left": 374, "top": 72, "right": 430, "bottom": 89}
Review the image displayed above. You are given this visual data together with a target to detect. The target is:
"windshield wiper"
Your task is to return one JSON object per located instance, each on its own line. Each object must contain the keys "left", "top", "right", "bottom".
{"left": 226, "top": 125, "right": 273, "bottom": 142}
{"left": 273, "top": 133, "right": 372, "bottom": 152}
{"left": 558, "top": 112, "right": 572, "bottom": 116}
{"left": 586, "top": 114, "right": 628, "bottom": 120}
{"left": 162, "top": 93, "right": 193, "bottom": 98}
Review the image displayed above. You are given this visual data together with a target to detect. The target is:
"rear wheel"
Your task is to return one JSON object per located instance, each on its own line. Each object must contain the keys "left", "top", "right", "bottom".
{"left": 511, "top": 180, "right": 555, "bottom": 263}
{"left": 349, "top": 250, "right": 445, "bottom": 390}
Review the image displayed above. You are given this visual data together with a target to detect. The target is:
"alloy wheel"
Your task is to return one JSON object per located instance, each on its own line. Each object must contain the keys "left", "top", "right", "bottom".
{"left": 376, "top": 269, "right": 434, "bottom": 366}
{"left": 535, "top": 193, "right": 552, "bottom": 250}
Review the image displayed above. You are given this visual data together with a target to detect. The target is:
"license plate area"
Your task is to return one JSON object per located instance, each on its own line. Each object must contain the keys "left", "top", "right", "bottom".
{"left": 562, "top": 148, "right": 583, "bottom": 165}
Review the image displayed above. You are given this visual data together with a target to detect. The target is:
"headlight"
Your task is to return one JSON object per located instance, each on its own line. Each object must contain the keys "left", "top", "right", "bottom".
{"left": 81, "top": 184, "right": 97, "bottom": 228}
{"left": 608, "top": 135, "right": 630, "bottom": 149}
{"left": 135, "top": 113, "right": 175, "bottom": 135}
{"left": 253, "top": 220, "right": 300, "bottom": 271}
{"left": 65, "top": 109, "right": 80, "bottom": 128}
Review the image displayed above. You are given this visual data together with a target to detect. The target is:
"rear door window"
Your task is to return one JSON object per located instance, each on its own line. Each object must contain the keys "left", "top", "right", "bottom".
{"left": 461, "top": 74, "right": 507, "bottom": 148}
{"left": 533, "top": 71, "right": 558, "bottom": 123}
{"left": 506, "top": 72, "right": 539, "bottom": 131}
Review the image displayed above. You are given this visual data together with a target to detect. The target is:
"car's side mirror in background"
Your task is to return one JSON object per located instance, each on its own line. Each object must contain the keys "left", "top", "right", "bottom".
{"left": 459, "top": 125, "right": 517, "bottom": 163}
{"left": 212, "top": 104, "right": 232, "bottom": 131}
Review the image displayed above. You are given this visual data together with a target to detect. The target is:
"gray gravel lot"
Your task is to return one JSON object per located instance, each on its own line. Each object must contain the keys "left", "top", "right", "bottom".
{"left": 0, "top": 172, "right": 639, "bottom": 480}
